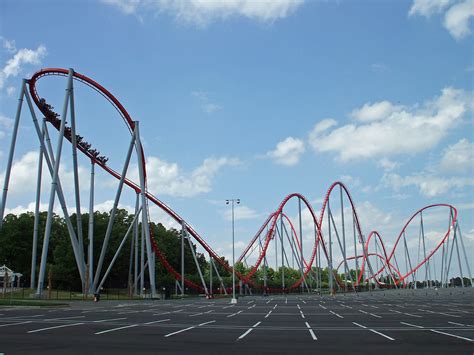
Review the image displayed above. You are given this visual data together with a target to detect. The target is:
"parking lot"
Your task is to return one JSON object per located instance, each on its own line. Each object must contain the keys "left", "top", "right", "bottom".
{"left": 0, "top": 289, "right": 473, "bottom": 354}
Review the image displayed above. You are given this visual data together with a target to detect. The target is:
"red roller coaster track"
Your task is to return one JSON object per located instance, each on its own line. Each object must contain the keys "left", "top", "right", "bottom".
{"left": 28, "top": 68, "right": 462, "bottom": 293}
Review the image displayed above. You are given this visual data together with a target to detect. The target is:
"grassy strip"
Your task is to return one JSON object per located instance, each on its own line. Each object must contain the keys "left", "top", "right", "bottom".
{"left": 0, "top": 299, "right": 68, "bottom": 307}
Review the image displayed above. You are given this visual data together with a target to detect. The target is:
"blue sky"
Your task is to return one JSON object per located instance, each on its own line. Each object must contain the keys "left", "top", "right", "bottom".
{"left": 0, "top": 0, "right": 473, "bottom": 276}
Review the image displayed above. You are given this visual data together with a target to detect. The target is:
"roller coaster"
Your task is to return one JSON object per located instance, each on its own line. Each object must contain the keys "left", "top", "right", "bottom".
{"left": 0, "top": 68, "right": 471, "bottom": 298}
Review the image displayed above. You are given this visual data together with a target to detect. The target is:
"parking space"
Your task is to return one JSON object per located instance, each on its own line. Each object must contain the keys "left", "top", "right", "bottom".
{"left": 0, "top": 290, "right": 473, "bottom": 354}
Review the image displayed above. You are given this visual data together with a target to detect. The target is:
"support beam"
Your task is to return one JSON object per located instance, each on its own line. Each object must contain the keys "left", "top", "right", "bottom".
{"left": 31, "top": 121, "right": 45, "bottom": 288}
{"left": 93, "top": 130, "right": 136, "bottom": 291}
{"left": 36, "top": 69, "right": 74, "bottom": 296}
{"left": 134, "top": 122, "right": 156, "bottom": 298}
{"left": 0, "top": 80, "right": 25, "bottom": 230}
{"left": 88, "top": 162, "right": 95, "bottom": 293}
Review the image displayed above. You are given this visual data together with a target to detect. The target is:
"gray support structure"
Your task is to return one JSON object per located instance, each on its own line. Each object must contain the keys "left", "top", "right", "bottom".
{"left": 134, "top": 193, "right": 139, "bottom": 295}
{"left": 185, "top": 228, "right": 208, "bottom": 295}
{"left": 88, "top": 162, "right": 95, "bottom": 293}
{"left": 327, "top": 201, "right": 334, "bottom": 294}
{"left": 93, "top": 131, "right": 136, "bottom": 291}
{"left": 181, "top": 221, "right": 185, "bottom": 296}
{"left": 0, "top": 80, "right": 25, "bottom": 230}
{"left": 36, "top": 69, "right": 76, "bottom": 295}
{"left": 134, "top": 122, "right": 156, "bottom": 298}
{"left": 456, "top": 223, "right": 473, "bottom": 287}
{"left": 25, "top": 83, "right": 86, "bottom": 291}
{"left": 97, "top": 207, "right": 142, "bottom": 291}
{"left": 31, "top": 121, "right": 45, "bottom": 288}
{"left": 298, "top": 198, "right": 303, "bottom": 292}
{"left": 68, "top": 85, "right": 85, "bottom": 269}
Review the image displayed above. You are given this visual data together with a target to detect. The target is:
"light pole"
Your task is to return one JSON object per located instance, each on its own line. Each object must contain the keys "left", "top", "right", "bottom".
{"left": 226, "top": 198, "right": 240, "bottom": 304}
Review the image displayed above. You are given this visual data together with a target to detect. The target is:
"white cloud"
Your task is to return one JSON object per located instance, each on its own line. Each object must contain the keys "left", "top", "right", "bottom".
{"left": 383, "top": 172, "right": 474, "bottom": 197}
{"left": 440, "top": 138, "right": 474, "bottom": 173}
{"left": 309, "top": 87, "right": 470, "bottom": 162}
{"left": 6, "top": 86, "right": 16, "bottom": 97}
{"left": 142, "top": 155, "right": 241, "bottom": 198}
{"left": 409, "top": 0, "right": 474, "bottom": 40}
{"left": 102, "top": 0, "right": 305, "bottom": 26}
{"left": 1, "top": 37, "right": 16, "bottom": 53}
{"left": 266, "top": 136, "right": 305, "bottom": 166}
{"left": 0, "top": 44, "right": 47, "bottom": 89}
{"left": 378, "top": 158, "right": 400, "bottom": 172}
{"left": 444, "top": 0, "right": 474, "bottom": 39}
{"left": 191, "top": 91, "right": 222, "bottom": 114}
{"left": 222, "top": 205, "right": 260, "bottom": 221}
{"left": 350, "top": 101, "right": 402, "bottom": 122}
{"left": 409, "top": 0, "right": 453, "bottom": 17}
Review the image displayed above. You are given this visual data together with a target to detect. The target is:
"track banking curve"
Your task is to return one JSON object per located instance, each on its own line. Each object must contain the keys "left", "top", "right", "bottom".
{"left": 28, "top": 68, "right": 460, "bottom": 294}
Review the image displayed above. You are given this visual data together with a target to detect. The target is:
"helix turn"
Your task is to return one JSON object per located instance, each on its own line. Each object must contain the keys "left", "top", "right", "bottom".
{"left": 28, "top": 68, "right": 460, "bottom": 294}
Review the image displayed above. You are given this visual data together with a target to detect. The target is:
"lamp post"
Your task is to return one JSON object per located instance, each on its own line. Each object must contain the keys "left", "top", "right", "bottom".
{"left": 226, "top": 198, "right": 240, "bottom": 304}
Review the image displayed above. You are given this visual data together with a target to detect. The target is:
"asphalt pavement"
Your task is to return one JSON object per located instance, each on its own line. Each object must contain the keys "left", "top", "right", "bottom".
{"left": 0, "top": 288, "right": 473, "bottom": 354}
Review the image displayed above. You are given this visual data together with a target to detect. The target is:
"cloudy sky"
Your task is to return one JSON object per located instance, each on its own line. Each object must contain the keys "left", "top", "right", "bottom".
{"left": 0, "top": 0, "right": 472, "bottom": 273}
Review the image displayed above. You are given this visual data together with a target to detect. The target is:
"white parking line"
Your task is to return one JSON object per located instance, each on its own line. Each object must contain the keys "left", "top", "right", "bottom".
{"left": 28, "top": 323, "right": 84, "bottom": 334}
{"left": 43, "top": 315, "right": 85, "bottom": 321}
{"left": 301, "top": 300, "right": 307, "bottom": 304}
{"left": 285, "top": 298, "right": 288, "bottom": 304}
{"left": 430, "top": 329, "right": 473, "bottom": 342}
{"left": 273, "top": 304, "right": 278, "bottom": 309}
{"left": 144, "top": 319, "right": 170, "bottom": 325}
{"left": 319, "top": 304, "right": 327, "bottom": 310}
{"left": 400, "top": 322, "right": 424, "bottom": 329}
{"left": 204, "top": 310, "right": 214, "bottom": 314}
{"left": 352, "top": 322, "right": 394, "bottom": 341}
{"left": 237, "top": 321, "right": 261, "bottom": 340}
{"left": 247, "top": 304, "right": 256, "bottom": 309}
{"left": 297, "top": 304, "right": 301, "bottom": 310}
{"left": 93, "top": 317, "right": 127, "bottom": 323}
{"left": 341, "top": 304, "right": 352, "bottom": 309}
{"left": 227, "top": 310, "right": 242, "bottom": 318}
{"left": 164, "top": 326, "right": 195, "bottom": 337}
{"left": 223, "top": 305, "right": 234, "bottom": 309}
{"left": 118, "top": 311, "right": 139, "bottom": 315}
{"left": 329, "top": 310, "right": 343, "bottom": 319}
{"left": 189, "top": 312, "right": 203, "bottom": 317}
{"left": 95, "top": 324, "right": 138, "bottom": 335}
{"left": 305, "top": 322, "right": 317, "bottom": 340}
{"left": 0, "top": 321, "right": 32, "bottom": 328}
{"left": 300, "top": 311, "right": 305, "bottom": 319}
{"left": 359, "top": 310, "right": 368, "bottom": 315}
{"left": 370, "top": 329, "right": 395, "bottom": 341}
{"left": 369, "top": 312, "right": 381, "bottom": 318}
{"left": 448, "top": 321, "right": 472, "bottom": 326}
{"left": 265, "top": 310, "right": 272, "bottom": 318}
{"left": 199, "top": 320, "right": 216, "bottom": 326}
{"left": 247, "top": 300, "right": 254, "bottom": 304}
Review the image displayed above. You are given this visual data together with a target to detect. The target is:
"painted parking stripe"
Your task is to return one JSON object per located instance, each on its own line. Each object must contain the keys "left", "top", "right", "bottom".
{"left": 400, "top": 322, "right": 424, "bottom": 329}
{"left": 164, "top": 320, "right": 215, "bottom": 338}
{"left": 0, "top": 321, "right": 32, "bottom": 328}
{"left": 144, "top": 319, "right": 170, "bottom": 325}
{"left": 165, "top": 326, "right": 195, "bottom": 337}
{"left": 329, "top": 310, "right": 343, "bottom": 319}
{"left": 189, "top": 312, "right": 203, "bottom": 317}
{"left": 300, "top": 311, "right": 305, "bottom": 319}
{"left": 430, "top": 329, "right": 473, "bottom": 342}
{"left": 28, "top": 323, "right": 84, "bottom": 333}
{"left": 370, "top": 329, "right": 395, "bottom": 341}
{"left": 237, "top": 321, "right": 261, "bottom": 340}
{"left": 95, "top": 324, "right": 138, "bottom": 335}
{"left": 93, "top": 317, "right": 127, "bottom": 323}
{"left": 319, "top": 304, "right": 327, "bottom": 310}
{"left": 43, "top": 315, "right": 85, "bottom": 321}
{"left": 265, "top": 310, "right": 272, "bottom": 318}
{"left": 305, "top": 322, "right": 317, "bottom": 340}
{"left": 353, "top": 322, "right": 394, "bottom": 341}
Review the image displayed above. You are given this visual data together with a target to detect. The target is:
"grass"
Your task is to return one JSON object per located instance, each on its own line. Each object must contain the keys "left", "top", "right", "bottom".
{"left": 0, "top": 299, "right": 68, "bottom": 307}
